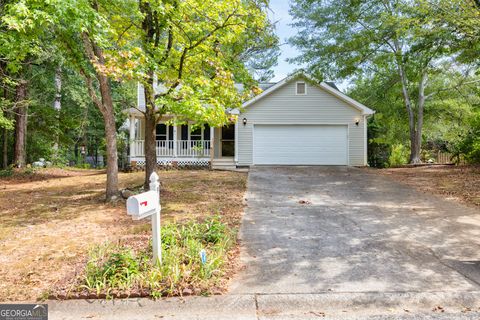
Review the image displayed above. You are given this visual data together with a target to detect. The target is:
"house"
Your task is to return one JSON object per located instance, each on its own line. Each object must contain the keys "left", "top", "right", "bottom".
{"left": 127, "top": 72, "right": 375, "bottom": 169}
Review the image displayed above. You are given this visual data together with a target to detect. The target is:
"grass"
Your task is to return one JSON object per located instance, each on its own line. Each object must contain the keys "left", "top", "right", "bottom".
{"left": 79, "top": 217, "right": 235, "bottom": 298}
{"left": 0, "top": 168, "right": 247, "bottom": 301}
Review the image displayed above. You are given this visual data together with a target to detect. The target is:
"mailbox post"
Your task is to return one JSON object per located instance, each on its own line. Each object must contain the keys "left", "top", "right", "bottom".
{"left": 126, "top": 172, "right": 162, "bottom": 265}
{"left": 149, "top": 172, "right": 161, "bottom": 264}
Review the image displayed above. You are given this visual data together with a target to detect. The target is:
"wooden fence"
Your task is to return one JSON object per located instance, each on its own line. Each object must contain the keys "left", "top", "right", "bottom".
{"left": 433, "top": 151, "right": 466, "bottom": 165}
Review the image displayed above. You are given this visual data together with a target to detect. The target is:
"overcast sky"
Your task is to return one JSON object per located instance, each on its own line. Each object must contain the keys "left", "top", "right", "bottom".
{"left": 268, "top": 0, "right": 302, "bottom": 82}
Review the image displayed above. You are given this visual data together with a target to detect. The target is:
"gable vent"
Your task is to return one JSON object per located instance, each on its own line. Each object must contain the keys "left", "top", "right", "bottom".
{"left": 296, "top": 82, "right": 306, "bottom": 95}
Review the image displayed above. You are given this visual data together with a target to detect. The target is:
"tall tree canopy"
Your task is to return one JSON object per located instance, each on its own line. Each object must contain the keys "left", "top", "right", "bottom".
{"left": 289, "top": 0, "right": 477, "bottom": 164}
{"left": 0, "top": 0, "right": 278, "bottom": 198}
{"left": 106, "top": 0, "right": 277, "bottom": 187}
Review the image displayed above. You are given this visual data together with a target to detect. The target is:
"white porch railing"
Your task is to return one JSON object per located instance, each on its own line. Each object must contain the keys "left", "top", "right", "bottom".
{"left": 132, "top": 140, "right": 210, "bottom": 158}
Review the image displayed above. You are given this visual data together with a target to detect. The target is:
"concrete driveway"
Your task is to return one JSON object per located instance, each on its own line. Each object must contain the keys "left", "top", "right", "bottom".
{"left": 230, "top": 166, "right": 480, "bottom": 294}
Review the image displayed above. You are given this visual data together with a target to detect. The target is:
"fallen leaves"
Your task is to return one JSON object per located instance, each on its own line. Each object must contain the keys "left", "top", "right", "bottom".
{"left": 298, "top": 199, "right": 311, "bottom": 205}
{"left": 374, "top": 165, "right": 480, "bottom": 207}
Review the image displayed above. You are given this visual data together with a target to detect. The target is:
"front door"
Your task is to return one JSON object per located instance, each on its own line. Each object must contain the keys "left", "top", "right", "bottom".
{"left": 221, "top": 125, "right": 235, "bottom": 157}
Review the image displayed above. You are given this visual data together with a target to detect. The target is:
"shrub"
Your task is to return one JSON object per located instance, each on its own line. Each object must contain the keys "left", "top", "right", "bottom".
{"left": 388, "top": 144, "right": 408, "bottom": 167}
{"left": 0, "top": 167, "right": 13, "bottom": 177}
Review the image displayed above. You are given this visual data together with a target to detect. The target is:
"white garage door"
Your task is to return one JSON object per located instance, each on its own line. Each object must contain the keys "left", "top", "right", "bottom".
{"left": 253, "top": 125, "right": 348, "bottom": 165}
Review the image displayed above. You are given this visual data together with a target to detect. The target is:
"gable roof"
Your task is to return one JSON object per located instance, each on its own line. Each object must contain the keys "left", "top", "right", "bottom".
{"left": 242, "top": 72, "right": 375, "bottom": 115}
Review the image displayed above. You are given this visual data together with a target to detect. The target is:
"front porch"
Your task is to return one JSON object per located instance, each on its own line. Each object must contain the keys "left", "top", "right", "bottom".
{"left": 128, "top": 115, "right": 236, "bottom": 168}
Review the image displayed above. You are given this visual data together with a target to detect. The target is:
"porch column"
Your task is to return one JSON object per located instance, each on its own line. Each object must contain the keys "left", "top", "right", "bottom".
{"left": 129, "top": 114, "right": 135, "bottom": 159}
{"left": 210, "top": 126, "right": 214, "bottom": 161}
{"left": 173, "top": 125, "right": 178, "bottom": 157}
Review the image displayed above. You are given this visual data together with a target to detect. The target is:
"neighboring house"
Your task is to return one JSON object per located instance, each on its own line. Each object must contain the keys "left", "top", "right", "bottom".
{"left": 127, "top": 72, "right": 375, "bottom": 169}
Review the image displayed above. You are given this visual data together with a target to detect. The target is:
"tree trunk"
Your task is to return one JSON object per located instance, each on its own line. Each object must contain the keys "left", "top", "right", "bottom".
{"left": 143, "top": 77, "right": 157, "bottom": 190}
{"left": 2, "top": 85, "right": 8, "bottom": 169}
{"left": 52, "top": 66, "right": 62, "bottom": 161}
{"left": 97, "top": 72, "right": 118, "bottom": 201}
{"left": 13, "top": 80, "right": 28, "bottom": 168}
{"left": 393, "top": 40, "right": 423, "bottom": 164}
{"left": 81, "top": 31, "right": 119, "bottom": 201}
{"left": 410, "top": 72, "right": 427, "bottom": 164}
{"left": 2, "top": 127, "right": 8, "bottom": 169}
{"left": 102, "top": 107, "right": 119, "bottom": 201}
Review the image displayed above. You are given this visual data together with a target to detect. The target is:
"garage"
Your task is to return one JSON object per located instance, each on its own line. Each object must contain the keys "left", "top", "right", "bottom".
{"left": 253, "top": 124, "right": 348, "bottom": 165}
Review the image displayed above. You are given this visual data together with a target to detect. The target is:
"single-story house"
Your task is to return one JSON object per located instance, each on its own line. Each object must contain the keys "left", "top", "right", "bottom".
{"left": 127, "top": 72, "right": 375, "bottom": 169}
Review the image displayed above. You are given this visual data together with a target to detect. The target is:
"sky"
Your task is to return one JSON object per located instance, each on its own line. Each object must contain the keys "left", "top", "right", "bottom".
{"left": 268, "top": 0, "right": 302, "bottom": 82}
{"left": 267, "top": 1, "right": 348, "bottom": 90}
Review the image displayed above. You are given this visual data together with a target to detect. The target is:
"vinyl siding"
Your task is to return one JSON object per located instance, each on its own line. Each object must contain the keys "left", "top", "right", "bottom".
{"left": 237, "top": 78, "right": 366, "bottom": 166}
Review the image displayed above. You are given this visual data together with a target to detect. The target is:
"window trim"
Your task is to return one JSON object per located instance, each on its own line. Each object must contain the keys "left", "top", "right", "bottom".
{"left": 296, "top": 81, "right": 307, "bottom": 95}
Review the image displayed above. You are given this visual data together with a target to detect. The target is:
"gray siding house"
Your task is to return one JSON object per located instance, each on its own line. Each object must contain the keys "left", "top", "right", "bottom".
{"left": 127, "top": 72, "right": 375, "bottom": 168}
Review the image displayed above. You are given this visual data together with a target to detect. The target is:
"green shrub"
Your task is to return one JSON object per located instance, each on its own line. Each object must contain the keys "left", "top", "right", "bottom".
{"left": 461, "top": 113, "right": 480, "bottom": 163}
{"left": 75, "top": 163, "right": 91, "bottom": 169}
{"left": 0, "top": 167, "right": 13, "bottom": 177}
{"left": 79, "top": 216, "right": 234, "bottom": 298}
{"left": 388, "top": 144, "right": 408, "bottom": 167}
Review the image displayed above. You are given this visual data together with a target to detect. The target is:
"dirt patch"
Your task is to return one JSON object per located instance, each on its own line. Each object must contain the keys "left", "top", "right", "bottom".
{"left": 0, "top": 168, "right": 247, "bottom": 301}
{"left": 373, "top": 165, "right": 480, "bottom": 207}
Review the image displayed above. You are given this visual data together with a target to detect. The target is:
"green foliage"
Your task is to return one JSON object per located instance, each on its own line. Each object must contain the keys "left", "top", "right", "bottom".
{"left": 0, "top": 167, "right": 13, "bottom": 177}
{"left": 80, "top": 217, "right": 234, "bottom": 298}
{"left": 350, "top": 66, "right": 480, "bottom": 167}
{"left": 388, "top": 144, "right": 409, "bottom": 167}
{"left": 458, "top": 110, "right": 480, "bottom": 163}
{"left": 288, "top": 0, "right": 479, "bottom": 164}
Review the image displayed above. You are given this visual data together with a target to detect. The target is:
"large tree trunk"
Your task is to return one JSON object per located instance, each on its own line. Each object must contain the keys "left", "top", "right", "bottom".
{"left": 410, "top": 72, "right": 427, "bottom": 164}
{"left": 96, "top": 68, "right": 118, "bottom": 201}
{"left": 394, "top": 46, "right": 421, "bottom": 164}
{"left": 143, "top": 77, "right": 157, "bottom": 190}
{"left": 102, "top": 107, "right": 119, "bottom": 201}
{"left": 81, "top": 32, "right": 119, "bottom": 201}
{"left": 13, "top": 80, "right": 28, "bottom": 168}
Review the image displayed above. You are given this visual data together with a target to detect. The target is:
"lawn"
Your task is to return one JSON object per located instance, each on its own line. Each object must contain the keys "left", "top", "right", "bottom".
{"left": 376, "top": 165, "right": 480, "bottom": 207}
{"left": 0, "top": 168, "right": 247, "bottom": 301}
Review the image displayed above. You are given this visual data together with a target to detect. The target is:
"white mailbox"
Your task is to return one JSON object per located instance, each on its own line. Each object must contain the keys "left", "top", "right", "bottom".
{"left": 125, "top": 172, "right": 162, "bottom": 265}
{"left": 126, "top": 190, "right": 159, "bottom": 220}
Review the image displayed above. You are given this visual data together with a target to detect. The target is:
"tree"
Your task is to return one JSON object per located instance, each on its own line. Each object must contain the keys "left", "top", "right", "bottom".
{"left": 289, "top": 0, "right": 471, "bottom": 163}
{"left": 1, "top": 1, "right": 44, "bottom": 168}
{"left": 349, "top": 65, "right": 480, "bottom": 166}
{"left": 3, "top": 0, "right": 136, "bottom": 200}
{"left": 427, "top": 0, "right": 480, "bottom": 65}
{"left": 112, "top": 0, "right": 276, "bottom": 188}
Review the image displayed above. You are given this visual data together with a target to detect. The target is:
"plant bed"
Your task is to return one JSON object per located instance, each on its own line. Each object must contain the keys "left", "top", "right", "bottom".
{"left": 49, "top": 217, "right": 237, "bottom": 299}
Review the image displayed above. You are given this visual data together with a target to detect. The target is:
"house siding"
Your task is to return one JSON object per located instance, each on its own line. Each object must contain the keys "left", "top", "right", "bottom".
{"left": 237, "top": 78, "right": 367, "bottom": 166}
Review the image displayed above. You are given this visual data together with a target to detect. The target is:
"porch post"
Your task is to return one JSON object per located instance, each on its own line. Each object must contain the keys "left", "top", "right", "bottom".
{"left": 129, "top": 114, "right": 135, "bottom": 160}
{"left": 210, "top": 126, "right": 214, "bottom": 162}
{"left": 173, "top": 125, "right": 178, "bottom": 157}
